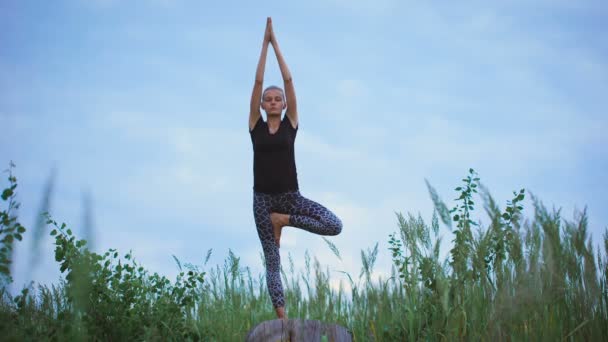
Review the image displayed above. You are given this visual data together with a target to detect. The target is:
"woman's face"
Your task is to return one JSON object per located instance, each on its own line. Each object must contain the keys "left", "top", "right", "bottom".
{"left": 261, "top": 89, "right": 286, "bottom": 116}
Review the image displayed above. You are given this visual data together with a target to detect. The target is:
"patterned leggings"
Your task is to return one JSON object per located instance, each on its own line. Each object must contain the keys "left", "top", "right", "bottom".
{"left": 253, "top": 190, "right": 342, "bottom": 308}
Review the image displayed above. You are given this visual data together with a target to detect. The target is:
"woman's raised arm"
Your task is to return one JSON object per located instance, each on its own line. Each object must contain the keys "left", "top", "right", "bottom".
{"left": 249, "top": 18, "right": 272, "bottom": 131}
{"left": 269, "top": 19, "right": 298, "bottom": 129}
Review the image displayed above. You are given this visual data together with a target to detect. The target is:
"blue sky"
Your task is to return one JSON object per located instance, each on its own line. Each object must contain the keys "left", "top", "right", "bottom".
{"left": 1, "top": 0, "right": 607, "bottom": 294}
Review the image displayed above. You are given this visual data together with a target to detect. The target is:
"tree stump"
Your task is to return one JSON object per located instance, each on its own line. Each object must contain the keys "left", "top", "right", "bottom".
{"left": 246, "top": 319, "right": 352, "bottom": 342}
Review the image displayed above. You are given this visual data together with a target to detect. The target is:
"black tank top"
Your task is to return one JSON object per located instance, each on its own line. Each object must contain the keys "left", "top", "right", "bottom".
{"left": 250, "top": 116, "right": 299, "bottom": 194}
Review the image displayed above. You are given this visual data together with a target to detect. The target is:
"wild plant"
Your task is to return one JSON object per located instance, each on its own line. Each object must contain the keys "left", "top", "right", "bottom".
{"left": 0, "top": 162, "right": 27, "bottom": 286}
{"left": 1, "top": 165, "right": 607, "bottom": 341}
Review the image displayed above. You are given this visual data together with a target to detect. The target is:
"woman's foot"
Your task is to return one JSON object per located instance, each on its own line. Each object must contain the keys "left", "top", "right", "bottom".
{"left": 270, "top": 212, "right": 290, "bottom": 248}
{"left": 275, "top": 306, "right": 288, "bottom": 320}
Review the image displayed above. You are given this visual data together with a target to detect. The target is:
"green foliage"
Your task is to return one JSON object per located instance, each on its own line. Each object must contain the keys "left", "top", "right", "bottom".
{"left": 384, "top": 168, "right": 607, "bottom": 340}
{"left": 1, "top": 166, "right": 607, "bottom": 341}
{"left": 53, "top": 216, "right": 206, "bottom": 340}
{"left": 0, "top": 162, "right": 27, "bottom": 285}
{"left": 425, "top": 179, "right": 452, "bottom": 230}
{"left": 449, "top": 168, "right": 479, "bottom": 283}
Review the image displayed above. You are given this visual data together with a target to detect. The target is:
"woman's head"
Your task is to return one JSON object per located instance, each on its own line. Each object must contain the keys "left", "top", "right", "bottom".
{"left": 261, "top": 85, "right": 286, "bottom": 117}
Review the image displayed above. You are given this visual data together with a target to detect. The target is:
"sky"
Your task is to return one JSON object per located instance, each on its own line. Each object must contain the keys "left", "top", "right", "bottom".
{"left": 1, "top": 0, "right": 607, "bottom": 296}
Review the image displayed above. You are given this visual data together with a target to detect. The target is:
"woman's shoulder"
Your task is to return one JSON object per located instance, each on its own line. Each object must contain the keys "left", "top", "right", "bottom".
{"left": 250, "top": 116, "right": 265, "bottom": 133}
{"left": 281, "top": 115, "right": 298, "bottom": 130}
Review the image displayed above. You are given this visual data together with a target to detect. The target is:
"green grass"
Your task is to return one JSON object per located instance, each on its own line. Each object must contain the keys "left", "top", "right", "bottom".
{"left": 1, "top": 165, "right": 607, "bottom": 341}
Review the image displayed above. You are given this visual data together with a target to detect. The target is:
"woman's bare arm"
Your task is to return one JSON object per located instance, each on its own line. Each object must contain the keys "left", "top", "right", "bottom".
{"left": 269, "top": 19, "right": 298, "bottom": 129}
{"left": 249, "top": 18, "right": 272, "bottom": 131}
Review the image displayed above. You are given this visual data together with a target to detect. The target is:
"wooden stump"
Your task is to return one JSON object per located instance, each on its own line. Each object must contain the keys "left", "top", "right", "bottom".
{"left": 246, "top": 319, "right": 352, "bottom": 342}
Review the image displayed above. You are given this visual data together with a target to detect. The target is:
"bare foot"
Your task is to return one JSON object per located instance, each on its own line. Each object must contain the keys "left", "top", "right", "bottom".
{"left": 275, "top": 306, "right": 288, "bottom": 320}
{"left": 270, "top": 213, "right": 289, "bottom": 248}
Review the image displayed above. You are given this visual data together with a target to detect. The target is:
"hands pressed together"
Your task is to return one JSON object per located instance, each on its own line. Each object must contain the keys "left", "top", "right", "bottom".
{"left": 264, "top": 17, "right": 277, "bottom": 45}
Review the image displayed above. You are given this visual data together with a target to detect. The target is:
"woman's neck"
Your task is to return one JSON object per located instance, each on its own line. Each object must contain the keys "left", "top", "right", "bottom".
{"left": 267, "top": 115, "right": 281, "bottom": 133}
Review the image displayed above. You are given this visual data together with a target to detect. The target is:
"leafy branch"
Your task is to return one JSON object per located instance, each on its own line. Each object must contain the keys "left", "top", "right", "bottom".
{"left": 1, "top": 161, "right": 27, "bottom": 285}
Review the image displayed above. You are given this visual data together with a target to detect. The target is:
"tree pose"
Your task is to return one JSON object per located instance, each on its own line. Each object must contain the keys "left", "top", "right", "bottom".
{"left": 249, "top": 17, "right": 343, "bottom": 320}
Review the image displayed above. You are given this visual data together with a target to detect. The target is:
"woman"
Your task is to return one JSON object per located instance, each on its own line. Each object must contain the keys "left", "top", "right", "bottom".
{"left": 249, "top": 17, "right": 343, "bottom": 320}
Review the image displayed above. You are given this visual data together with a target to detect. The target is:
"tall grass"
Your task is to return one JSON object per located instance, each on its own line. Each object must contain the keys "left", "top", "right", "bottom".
{"left": 1, "top": 164, "right": 607, "bottom": 341}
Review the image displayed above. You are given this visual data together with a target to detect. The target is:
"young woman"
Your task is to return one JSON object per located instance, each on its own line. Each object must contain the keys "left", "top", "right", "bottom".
{"left": 249, "top": 17, "right": 343, "bottom": 320}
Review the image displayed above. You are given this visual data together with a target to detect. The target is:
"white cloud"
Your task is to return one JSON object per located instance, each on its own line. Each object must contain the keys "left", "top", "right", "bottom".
{"left": 336, "top": 79, "right": 369, "bottom": 99}
{"left": 297, "top": 131, "right": 362, "bottom": 161}
{"left": 396, "top": 109, "right": 605, "bottom": 170}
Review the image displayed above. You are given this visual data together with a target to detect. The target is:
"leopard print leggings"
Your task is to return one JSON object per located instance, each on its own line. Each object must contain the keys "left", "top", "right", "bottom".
{"left": 253, "top": 190, "right": 342, "bottom": 308}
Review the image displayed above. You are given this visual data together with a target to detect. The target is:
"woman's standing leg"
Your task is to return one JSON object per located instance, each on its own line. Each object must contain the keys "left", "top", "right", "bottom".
{"left": 253, "top": 192, "right": 286, "bottom": 318}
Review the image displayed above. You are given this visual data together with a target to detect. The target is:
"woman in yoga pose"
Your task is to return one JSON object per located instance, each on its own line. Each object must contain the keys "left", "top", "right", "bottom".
{"left": 249, "top": 17, "right": 343, "bottom": 320}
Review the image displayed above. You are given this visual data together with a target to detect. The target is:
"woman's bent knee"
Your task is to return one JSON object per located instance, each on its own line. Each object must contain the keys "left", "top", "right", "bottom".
{"left": 330, "top": 218, "right": 342, "bottom": 235}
